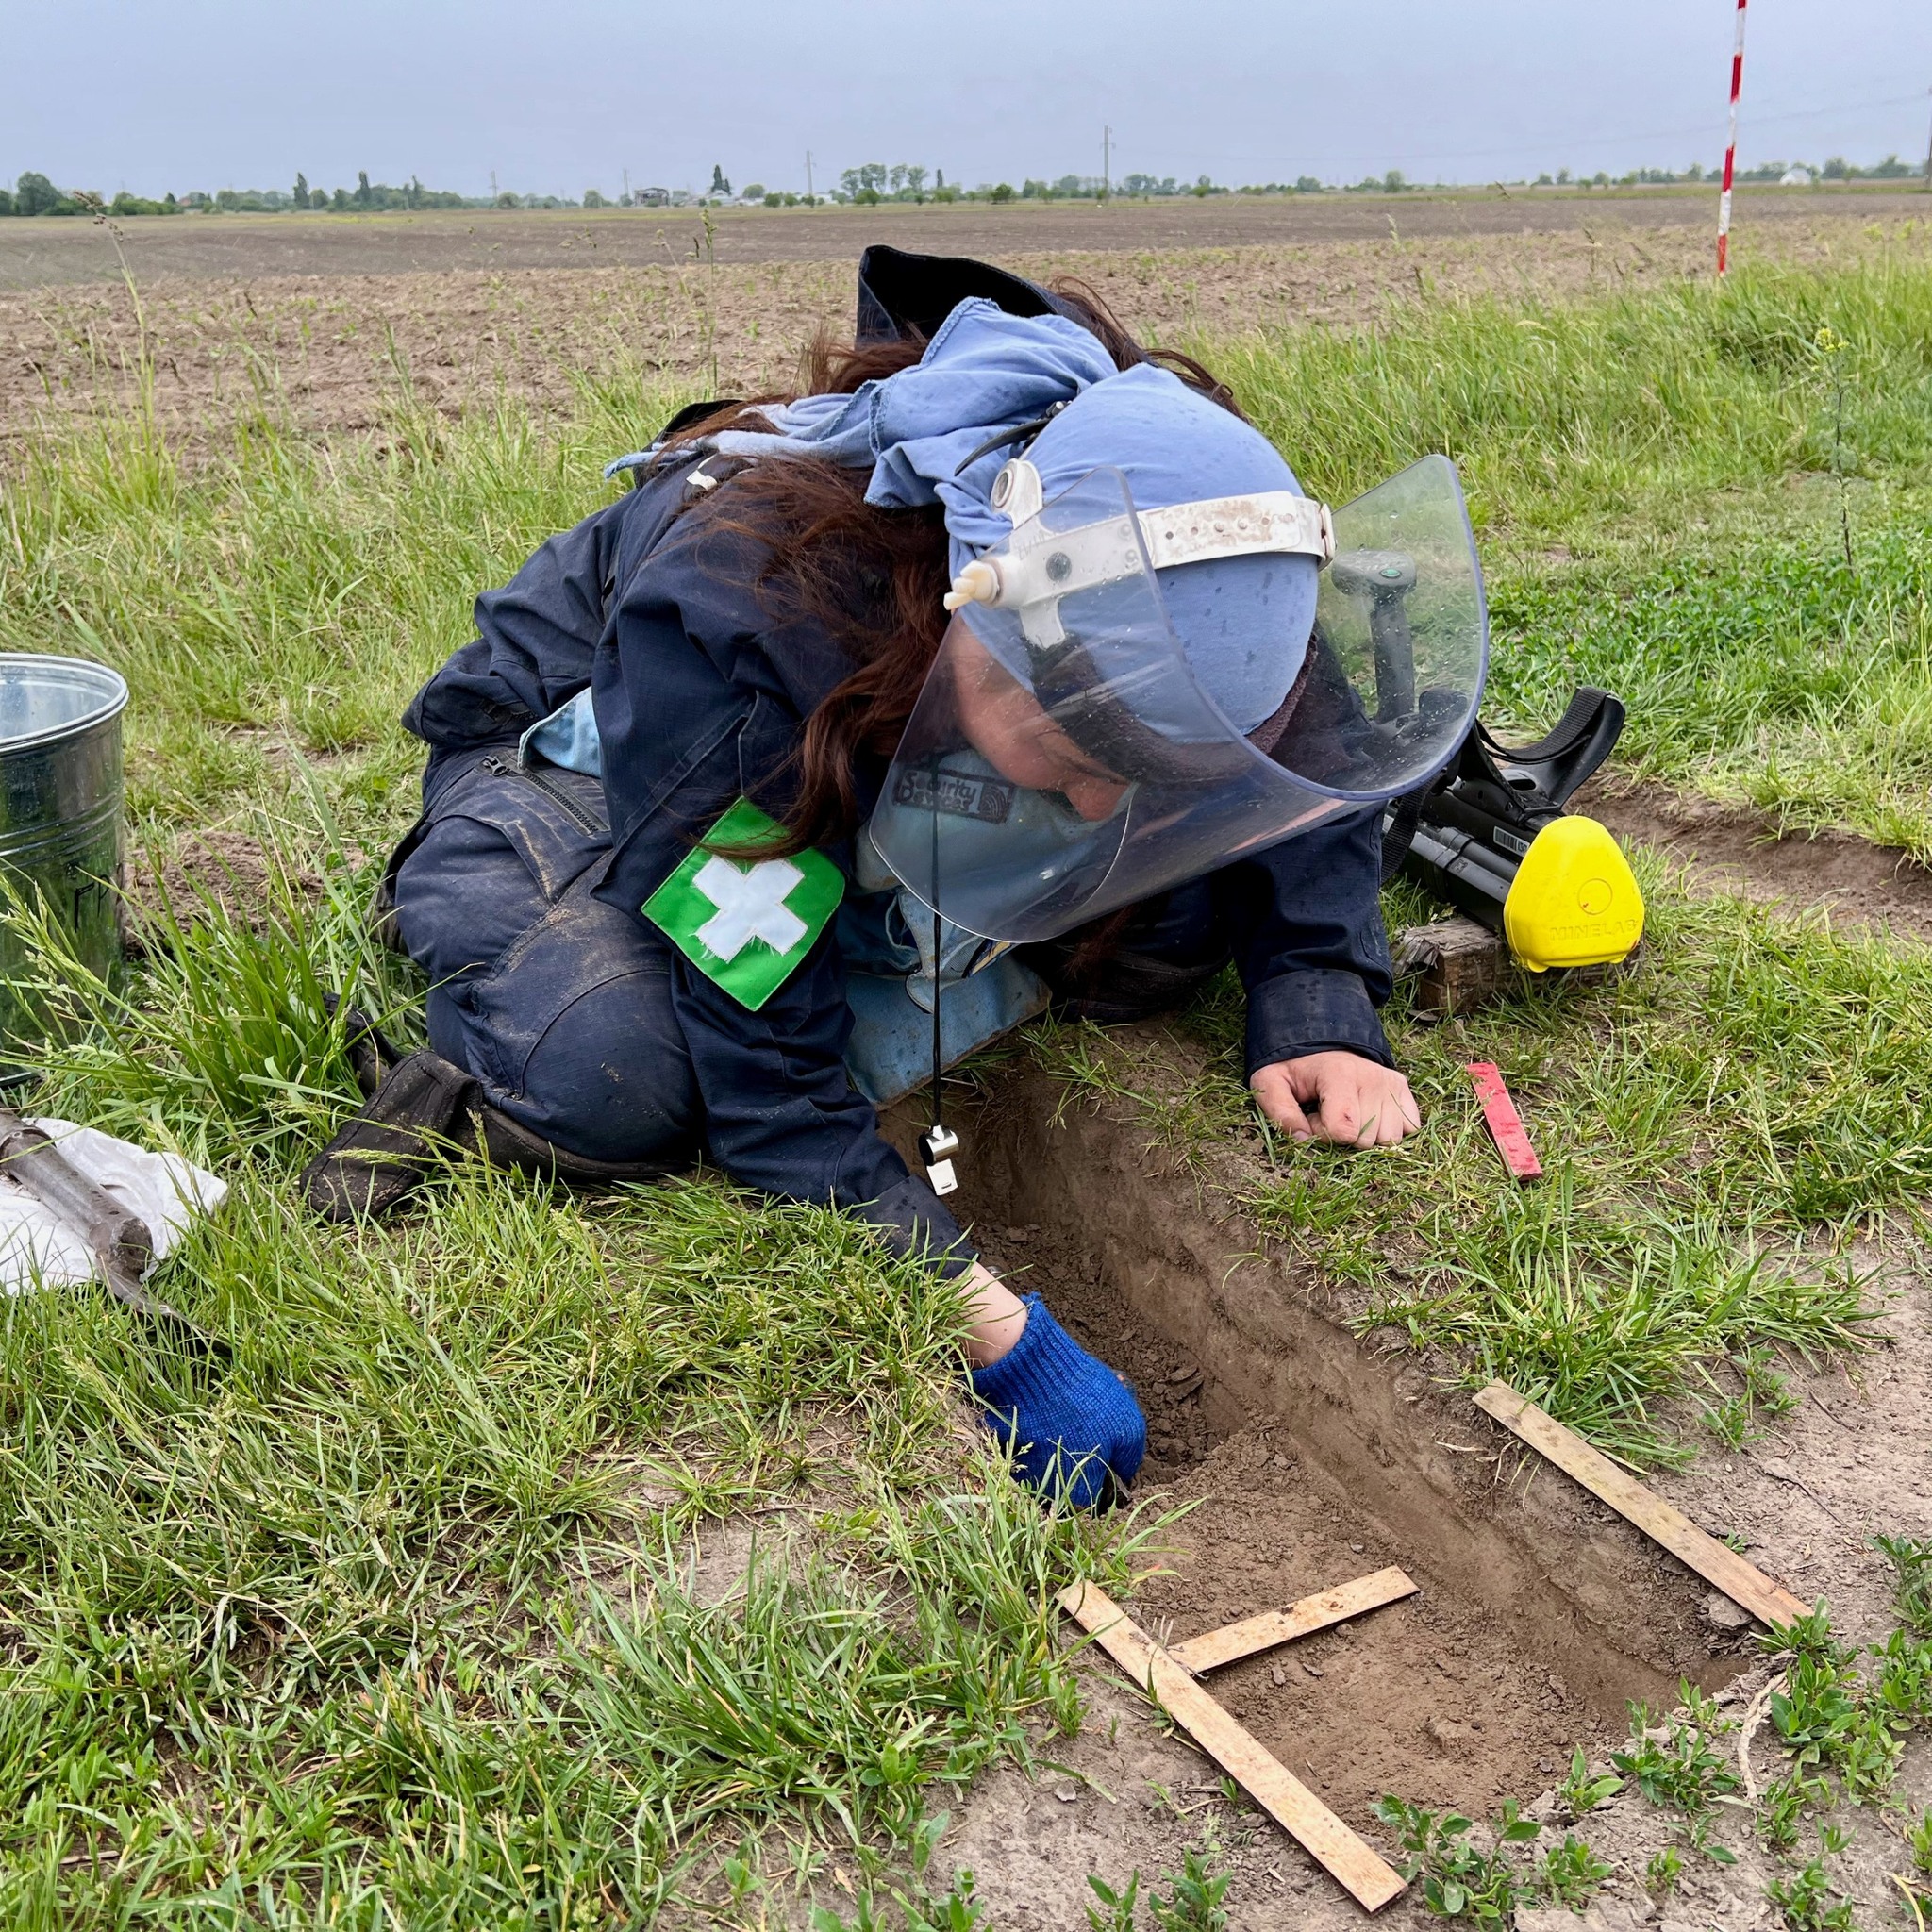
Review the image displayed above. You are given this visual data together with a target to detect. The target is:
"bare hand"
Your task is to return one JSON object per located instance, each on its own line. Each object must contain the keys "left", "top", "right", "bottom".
{"left": 1249, "top": 1051, "right": 1421, "bottom": 1149}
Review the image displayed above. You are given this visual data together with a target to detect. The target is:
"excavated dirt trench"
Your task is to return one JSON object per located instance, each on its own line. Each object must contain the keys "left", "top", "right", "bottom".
{"left": 1583, "top": 778, "right": 1932, "bottom": 941}
{"left": 889, "top": 1064, "right": 1748, "bottom": 1827}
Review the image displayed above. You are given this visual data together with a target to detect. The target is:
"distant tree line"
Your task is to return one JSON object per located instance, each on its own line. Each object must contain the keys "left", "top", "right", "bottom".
{"left": 1527, "top": 157, "right": 1920, "bottom": 189}
{"left": 1742, "top": 154, "right": 1918, "bottom": 183}
{"left": 5, "top": 149, "right": 1920, "bottom": 220}
{"left": 0, "top": 173, "right": 103, "bottom": 217}
{"left": 284, "top": 172, "right": 470, "bottom": 211}
{"left": 697, "top": 164, "right": 1414, "bottom": 205}
{"left": 741, "top": 156, "right": 1929, "bottom": 206}
{"left": 0, "top": 169, "right": 490, "bottom": 216}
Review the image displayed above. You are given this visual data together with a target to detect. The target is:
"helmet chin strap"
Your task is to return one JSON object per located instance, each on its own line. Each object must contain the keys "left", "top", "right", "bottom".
{"left": 943, "top": 458, "right": 1335, "bottom": 645}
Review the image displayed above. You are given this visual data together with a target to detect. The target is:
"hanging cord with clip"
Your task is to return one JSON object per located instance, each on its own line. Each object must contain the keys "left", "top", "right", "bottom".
{"left": 918, "top": 777, "right": 960, "bottom": 1195}
{"left": 917, "top": 420, "right": 1064, "bottom": 1196}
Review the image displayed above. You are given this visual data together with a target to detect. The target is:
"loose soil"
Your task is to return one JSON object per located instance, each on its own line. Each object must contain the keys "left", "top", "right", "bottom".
{"left": 121, "top": 828, "right": 335, "bottom": 935}
{"left": 930, "top": 1070, "right": 1743, "bottom": 1807}
{"left": 1587, "top": 776, "right": 1932, "bottom": 944}
{"left": 873, "top": 1020, "right": 1931, "bottom": 1926}
{"left": 4, "top": 200, "right": 1925, "bottom": 444}
{"left": 6, "top": 189, "right": 1920, "bottom": 290}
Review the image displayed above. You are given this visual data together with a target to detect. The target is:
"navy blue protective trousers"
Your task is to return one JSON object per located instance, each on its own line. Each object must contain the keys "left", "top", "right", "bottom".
{"left": 390, "top": 748, "right": 702, "bottom": 1166}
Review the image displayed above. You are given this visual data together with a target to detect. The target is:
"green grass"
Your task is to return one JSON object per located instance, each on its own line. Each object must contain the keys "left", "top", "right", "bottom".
{"left": 1213, "top": 250, "right": 1932, "bottom": 854}
{"left": 1215, "top": 254, "right": 1932, "bottom": 525}
{"left": 0, "top": 886, "right": 1141, "bottom": 1923}
{"left": 0, "top": 820, "right": 1156, "bottom": 1923}
{"left": 0, "top": 361, "right": 657, "bottom": 841}
{"left": 5, "top": 251, "right": 1932, "bottom": 1920}
{"left": 1489, "top": 499, "right": 1932, "bottom": 856}
{"left": 1038, "top": 850, "right": 1925, "bottom": 1467}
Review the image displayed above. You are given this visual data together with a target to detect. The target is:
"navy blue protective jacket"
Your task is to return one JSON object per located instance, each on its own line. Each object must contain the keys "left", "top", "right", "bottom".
{"left": 401, "top": 254, "right": 1393, "bottom": 1267}
{"left": 402, "top": 447, "right": 1393, "bottom": 1266}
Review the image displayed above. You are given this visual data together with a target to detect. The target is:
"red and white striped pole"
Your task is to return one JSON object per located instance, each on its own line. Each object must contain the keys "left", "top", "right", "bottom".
{"left": 1716, "top": 0, "right": 1748, "bottom": 275}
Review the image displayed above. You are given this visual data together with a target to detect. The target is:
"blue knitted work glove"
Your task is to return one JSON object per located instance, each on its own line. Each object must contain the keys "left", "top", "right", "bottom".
{"left": 969, "top": 1295, "right": 1146, "bottom": 1508}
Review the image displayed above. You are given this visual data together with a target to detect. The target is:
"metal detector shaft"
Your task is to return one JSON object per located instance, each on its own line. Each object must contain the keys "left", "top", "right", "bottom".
{"left": 0, "top": 1109, "right": 220, "bottom": 1344}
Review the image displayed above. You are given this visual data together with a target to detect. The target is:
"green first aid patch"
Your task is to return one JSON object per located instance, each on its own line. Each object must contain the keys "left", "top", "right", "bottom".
{"left": 641, "top": 798, "right": 844, "bottom": 1010}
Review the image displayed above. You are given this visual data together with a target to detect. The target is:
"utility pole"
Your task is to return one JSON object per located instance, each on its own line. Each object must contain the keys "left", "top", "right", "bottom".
{"left": 806, "top": 151, "right": 814, "bottom": 205}
{"left": 490, "top": 168, "right": 498, "bottom": 201}
{"left": 623, "top": 166, "right": 630, "bottom": 206}
{"left": 1102, "top": 125, "right": 1111, "bottom": 200}
{"left": 1923, "top": 88, "right": 1931, "bottom": 192}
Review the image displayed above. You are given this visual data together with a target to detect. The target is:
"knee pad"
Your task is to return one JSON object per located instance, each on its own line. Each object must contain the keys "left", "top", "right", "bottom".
{"left": 473, "top": 1103, "right": 691, "bottom": 1188}
{"left": 302, "top": 1047, "right": 691, "bottom": 1225}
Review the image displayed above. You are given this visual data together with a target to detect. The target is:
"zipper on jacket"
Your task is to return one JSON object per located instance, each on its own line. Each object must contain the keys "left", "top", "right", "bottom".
{"left": 478, "top": 753, "right": 607, "bottom": 839}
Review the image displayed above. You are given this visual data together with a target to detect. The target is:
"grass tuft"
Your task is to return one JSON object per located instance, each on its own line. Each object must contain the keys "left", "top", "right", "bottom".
{"left": 0, "top": 868, "right": 1162, "bottom": 1917}
{"left": 14, "top": 808, "right": 402, "bottom": 1167}
{"left": 1039, "top": 860, "right": 1905, "bottom": 1465}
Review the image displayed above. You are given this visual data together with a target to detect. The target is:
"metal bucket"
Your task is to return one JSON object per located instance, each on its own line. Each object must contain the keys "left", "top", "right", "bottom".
{"left": 0, "top": 654, "right": 128, "bottom": 1066}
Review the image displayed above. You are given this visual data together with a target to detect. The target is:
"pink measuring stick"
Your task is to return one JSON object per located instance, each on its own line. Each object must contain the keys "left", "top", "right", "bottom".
{"left": 1466, "top": 1062, "right": 1543, "bottom": 1180}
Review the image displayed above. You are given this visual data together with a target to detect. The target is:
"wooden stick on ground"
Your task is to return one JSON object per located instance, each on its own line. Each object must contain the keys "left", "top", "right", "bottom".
{"left": 1058, "top": 1580, "right": 1407, "bottom": 1912}
{"left": 1167, "top": 1567, "right": 1419, "bottom": 1674}
{"left": 1473, "top": 1381, "right": 1811, "bottom": 1628}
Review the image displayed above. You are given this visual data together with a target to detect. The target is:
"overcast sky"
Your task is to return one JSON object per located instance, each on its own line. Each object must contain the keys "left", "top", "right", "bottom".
{"left": 7, "top": 0, "right": 1929, "bottom": 201}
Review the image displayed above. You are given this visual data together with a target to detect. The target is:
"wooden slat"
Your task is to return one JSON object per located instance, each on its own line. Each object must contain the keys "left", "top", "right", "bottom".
{"left": 1168, "top": 1567, "right": 1420, "bottom": 1674}
{"left": 1058, "top": 1580, "right": 1407, "bottom": 1912}
{"left": 1394, "top": 916, "right": 1508, "bottom": 1017}
{"left": 1473, "top": 1381, "right": 1811, "bottom": 1628}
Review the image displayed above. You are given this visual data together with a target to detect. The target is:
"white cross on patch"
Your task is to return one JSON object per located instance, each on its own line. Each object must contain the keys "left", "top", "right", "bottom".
{"left": 691, "top": 854, "right": 808, "bottom": 960}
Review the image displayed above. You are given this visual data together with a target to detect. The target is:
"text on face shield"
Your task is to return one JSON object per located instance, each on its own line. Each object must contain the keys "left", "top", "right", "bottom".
{"left": 892, "top": 765, "right": 1016, "bottom": 823}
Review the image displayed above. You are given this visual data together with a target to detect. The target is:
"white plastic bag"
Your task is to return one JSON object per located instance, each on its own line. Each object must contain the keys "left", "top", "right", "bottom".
{"left": 0, "top": 1117, "right": 226, "bottom": 1295}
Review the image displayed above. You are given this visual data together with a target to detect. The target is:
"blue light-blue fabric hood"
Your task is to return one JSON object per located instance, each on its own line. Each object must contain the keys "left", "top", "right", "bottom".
{"left": 635, "top": 298, "right": 1318, "bottom": 732}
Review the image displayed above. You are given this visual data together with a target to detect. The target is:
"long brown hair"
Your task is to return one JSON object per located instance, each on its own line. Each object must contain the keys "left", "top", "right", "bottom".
{"left": 674, "top": 280, "right": 1241, "bottom": 857}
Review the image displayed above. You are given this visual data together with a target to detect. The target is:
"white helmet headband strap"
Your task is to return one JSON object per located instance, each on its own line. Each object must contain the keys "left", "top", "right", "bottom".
{"left": 942, "top": 458, "right": 1336, "bottom": 652}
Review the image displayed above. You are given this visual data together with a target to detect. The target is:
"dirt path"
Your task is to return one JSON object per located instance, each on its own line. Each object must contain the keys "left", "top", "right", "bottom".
{"left": 1588, "top": 778, "right": 1932, "bottom": 944}
{"left": 5, "top": 204, "right": 1924, "bottom": 446}
{"left": 4, "top": 189, "right": 1919, "bottom": 290}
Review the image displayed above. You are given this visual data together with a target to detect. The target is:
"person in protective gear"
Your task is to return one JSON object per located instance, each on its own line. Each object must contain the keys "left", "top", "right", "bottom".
{"left": 305, "top": 247, "right": 1486, "bottom": 1511}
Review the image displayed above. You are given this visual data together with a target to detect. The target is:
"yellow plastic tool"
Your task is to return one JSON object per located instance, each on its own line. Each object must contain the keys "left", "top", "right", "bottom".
{"left": 1502, "top": 815, "right": 1645, "bottom": 973}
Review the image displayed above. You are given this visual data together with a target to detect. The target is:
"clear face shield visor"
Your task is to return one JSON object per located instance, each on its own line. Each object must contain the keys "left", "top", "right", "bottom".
{"left": 869, "top": 455, "right": 1490, "bottom": 945}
